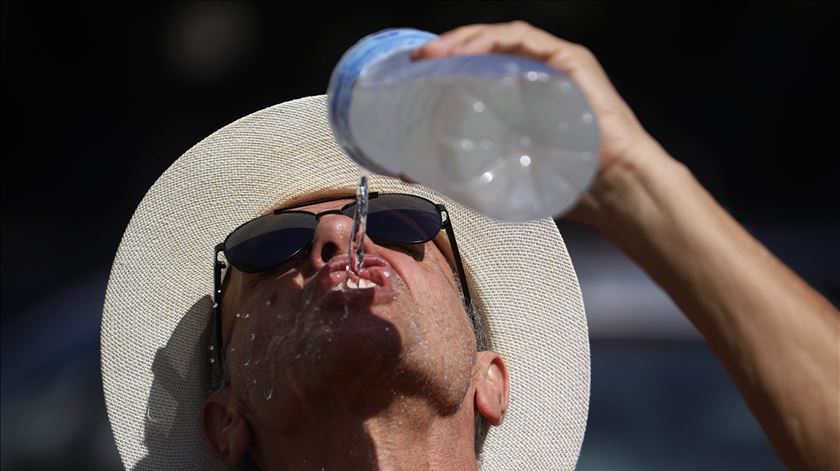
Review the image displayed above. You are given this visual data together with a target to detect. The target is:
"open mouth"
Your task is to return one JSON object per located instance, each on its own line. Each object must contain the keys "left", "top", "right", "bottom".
{"left": 306, "top": 254, "right": 396, "bottom": 307}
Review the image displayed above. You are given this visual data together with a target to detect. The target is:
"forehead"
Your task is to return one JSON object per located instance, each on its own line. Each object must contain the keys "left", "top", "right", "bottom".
{"left": 292, "top": 198, "right": 355, "bottom": 214}
{"left": 263, "top": 188, "right": 355, "bottom": 215}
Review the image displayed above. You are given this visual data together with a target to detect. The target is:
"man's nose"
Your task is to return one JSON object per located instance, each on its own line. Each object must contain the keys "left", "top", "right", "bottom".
{"left": 308, "top": 214, "right": 378, "bottom": 272}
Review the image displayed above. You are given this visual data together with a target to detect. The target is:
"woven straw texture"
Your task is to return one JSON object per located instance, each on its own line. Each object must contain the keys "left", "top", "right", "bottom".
{"left": 101, "top": 95, "right": 590, "bottom": 470}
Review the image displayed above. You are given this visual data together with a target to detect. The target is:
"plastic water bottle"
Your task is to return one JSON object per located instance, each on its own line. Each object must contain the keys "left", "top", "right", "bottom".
{"left": 327, "top": 28, "right": 600, "bottom": 222}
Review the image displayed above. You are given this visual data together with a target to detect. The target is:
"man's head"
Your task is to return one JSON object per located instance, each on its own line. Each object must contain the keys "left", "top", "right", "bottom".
{"left": 200, "top": 190, "right": 509, "bottom": 468}
{"left": 100, "top": 95, "right": 590, "bottom": 470}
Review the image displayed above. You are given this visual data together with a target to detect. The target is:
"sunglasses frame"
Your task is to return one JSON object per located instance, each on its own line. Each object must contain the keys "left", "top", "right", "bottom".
{"left": 210, "top": 192, "right": 474, "bottom": 388}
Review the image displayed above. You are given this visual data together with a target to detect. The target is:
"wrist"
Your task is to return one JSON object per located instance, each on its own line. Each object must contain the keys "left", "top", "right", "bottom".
{"left": 578, "top": 136, "right": 690, "bottom": 238}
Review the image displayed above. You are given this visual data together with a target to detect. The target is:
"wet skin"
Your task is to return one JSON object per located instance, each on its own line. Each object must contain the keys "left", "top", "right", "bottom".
{"left": 201, "top": 195, "right": 507, "bottom": 469}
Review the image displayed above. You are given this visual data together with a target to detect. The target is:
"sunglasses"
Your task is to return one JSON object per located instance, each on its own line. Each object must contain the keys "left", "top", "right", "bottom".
{"left": 210, "top": 192, "right": 473, "bottom": 388}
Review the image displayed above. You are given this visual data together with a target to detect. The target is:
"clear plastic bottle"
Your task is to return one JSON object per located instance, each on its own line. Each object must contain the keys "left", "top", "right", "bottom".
{"left": 327, "top": 28, "right": 600, "bottom": 222}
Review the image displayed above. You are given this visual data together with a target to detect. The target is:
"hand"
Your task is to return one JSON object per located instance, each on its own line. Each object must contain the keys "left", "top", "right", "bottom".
{"left": 412, "top": 21, "right": 672, "bottom": 226}
{"left": 413, "top": 21, "right": 654, "bottom": 171}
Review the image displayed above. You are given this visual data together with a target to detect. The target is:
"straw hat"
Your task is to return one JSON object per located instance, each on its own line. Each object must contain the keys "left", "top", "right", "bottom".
{"left": 101, "top": 95, "right": 590, "bottom": 470}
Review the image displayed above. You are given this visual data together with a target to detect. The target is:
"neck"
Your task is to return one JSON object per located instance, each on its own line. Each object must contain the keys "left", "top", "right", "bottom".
{"left": 253, "top": 393, "right": 477, "bottom": 470}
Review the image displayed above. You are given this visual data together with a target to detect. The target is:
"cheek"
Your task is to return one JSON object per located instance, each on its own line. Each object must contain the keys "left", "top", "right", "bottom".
{"left": 425, "top": 251, "right": 465, "bottom": 310}
{"left": 412, "top": 255, "right": 473, "bottom": 343}
{"left": 225, "top": 273, "right": 303, "bottom": 387}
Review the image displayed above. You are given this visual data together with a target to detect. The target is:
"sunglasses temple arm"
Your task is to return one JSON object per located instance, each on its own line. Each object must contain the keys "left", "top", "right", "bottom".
{"left": 211, "top": 244, "right": 226, "bottom": 388}
{"left": 441, "top": 210, "right": 475, "bottom": 326}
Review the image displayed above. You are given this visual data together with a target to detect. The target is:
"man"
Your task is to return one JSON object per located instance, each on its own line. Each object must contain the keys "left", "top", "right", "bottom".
{"left": 102, "top": 22, "right": 838, "bottom": 470}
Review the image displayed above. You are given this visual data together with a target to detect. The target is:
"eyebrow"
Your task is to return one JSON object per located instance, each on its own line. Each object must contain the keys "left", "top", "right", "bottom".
{"left": 275, "top": 195, "right": 355, "bottom": 213}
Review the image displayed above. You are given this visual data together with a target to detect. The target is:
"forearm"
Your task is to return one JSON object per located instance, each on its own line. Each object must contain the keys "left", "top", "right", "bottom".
{"left": 589, "top": 138, "right": 840, "bottom": 470}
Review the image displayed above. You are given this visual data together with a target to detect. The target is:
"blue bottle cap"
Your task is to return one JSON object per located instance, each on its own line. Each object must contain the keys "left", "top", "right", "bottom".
{"left": 328, "top": 28, "right": 437, "bottom": 174}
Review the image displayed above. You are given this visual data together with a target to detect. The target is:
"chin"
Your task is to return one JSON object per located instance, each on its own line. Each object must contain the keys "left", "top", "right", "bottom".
{"left": 297, "top": 311, "right": 403, "bottom": 381}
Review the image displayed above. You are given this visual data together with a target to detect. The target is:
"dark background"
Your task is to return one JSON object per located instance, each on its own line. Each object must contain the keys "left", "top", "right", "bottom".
{"left": 2, "top": 2, "right": 838, "bottom": 470}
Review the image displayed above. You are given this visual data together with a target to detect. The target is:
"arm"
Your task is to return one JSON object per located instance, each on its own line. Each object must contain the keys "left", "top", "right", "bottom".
{"left": 583, "top": 136, "right": 840, "bottom": 471}
{"left": 416, "top": 21, "right": 840, "bottom": 470}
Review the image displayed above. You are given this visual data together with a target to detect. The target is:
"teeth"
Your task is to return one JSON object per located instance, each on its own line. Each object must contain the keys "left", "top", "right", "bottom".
{"left": 359, "top": 279, "right": 377, "bottom": 288}
{"left": 343, "top": 278, "right": 378, "bottom": 289}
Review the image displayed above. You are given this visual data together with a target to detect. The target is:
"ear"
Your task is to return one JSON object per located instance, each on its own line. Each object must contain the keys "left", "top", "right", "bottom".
{"left": 200, "top": 389, "right": 251, "bottom": 465}
{"left": 473, "top": 351, "right": 510, "bottom": 426}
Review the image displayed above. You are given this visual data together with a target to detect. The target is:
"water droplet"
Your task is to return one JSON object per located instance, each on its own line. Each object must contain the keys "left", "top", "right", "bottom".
{"left": 472, "top": 101, "right": 485, "bottom": 112}
{"left": 265, "top": 388, "right": 273, "bottom": 400}
{"left": 229, "top": 347, "right": 236, "bottom": 353}
{"left": 295, "top": 353, "right": 302, "bottom": 360}
{"left": 244, "top": 358, "right": 251, "bottom": 366}
{"left": 243, "top": 313, "right": 250, "bottom": 319}
{"left": 526, "top": 71, "right": 539, "bottom": 81}
{"left": 235, "top": 312, "right": 241, "bottom": 318}
{"left": 249, "top": 333, "right": 255, "bottom": 342}
{"left": 145, "top": 403, "right": 159, "bottom": 423}
{"left": 460, "top": 139, "right": 474, "bottom": 151}
{"left": 209, "top": 357, "right": 215, "bottom": 364}
{"left": 519, "top": 155, "right": 532, "bottom": 167}
{"left": 212, "top": 302, "right": 218, "bottom": 309}
{"left": 265, "top": 299, "right": 272, "bottom": 306}
{"left": 208, "top": 345, "right": 214, "bottom": 351}
{"left": 384, "top": 326, "right": 390, "bottom": 332}
{"left": 480, "top": 171, "right": 494, "bottom": 184}
{"left": 581, "top": 112, "right": 594, "bottom": 124}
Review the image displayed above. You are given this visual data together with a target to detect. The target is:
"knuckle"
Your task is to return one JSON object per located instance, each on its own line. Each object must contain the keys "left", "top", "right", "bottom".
{"left": 574, "top": 44, "right": 596, "bottom": 60}
{"left": 463, "top": 23, "right": 488, "bottom": 31}
{"left": 508, "top": 20, "right": 532, "bottom": 30}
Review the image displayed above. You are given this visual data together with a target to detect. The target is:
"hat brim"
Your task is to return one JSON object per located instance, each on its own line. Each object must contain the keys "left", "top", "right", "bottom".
{"left": 101, "top": 95, "right": 590, "bottom": 470}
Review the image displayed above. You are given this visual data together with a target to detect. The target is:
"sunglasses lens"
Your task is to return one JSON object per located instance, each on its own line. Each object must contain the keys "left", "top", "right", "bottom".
{"left": 224, "top": 212, "right": 316, "bottom": 272}
{"left": 363, "top": 194, "right": 442, "bottom": 243}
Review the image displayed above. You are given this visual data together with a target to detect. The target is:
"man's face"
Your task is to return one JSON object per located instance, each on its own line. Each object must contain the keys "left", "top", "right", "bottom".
{"left": 219, "top": 194, "right": 478, "bottom": 431}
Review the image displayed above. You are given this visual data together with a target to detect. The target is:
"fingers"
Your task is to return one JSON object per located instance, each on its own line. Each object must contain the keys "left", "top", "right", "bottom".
{"left": 412, "top": 24, "right": 488, "bottom": 59}
{"left": 413, "top": 21, "right": 619, "bottom": 105}
{"left": 458, "top": 21, "right": 568, "bottom": 59}
{"left": 453, "top": 33, "right": 498, "bottom": 55}
{"left": 409, "top": 21, "right": 641, "bottom": 163}
{"left": 414, "top": 21, "right": 573, "bottom": 62}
